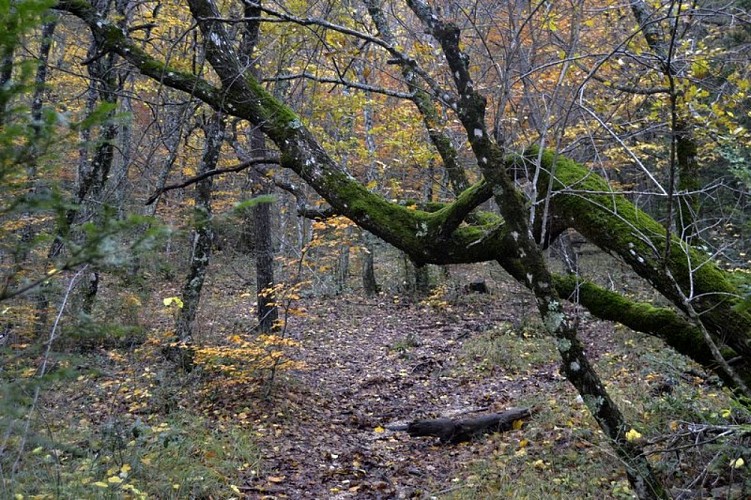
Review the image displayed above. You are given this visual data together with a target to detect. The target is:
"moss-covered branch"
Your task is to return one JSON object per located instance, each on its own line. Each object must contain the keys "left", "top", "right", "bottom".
{"left": 553, "top": 275, "right": 751, "bottom": 389}
{"left": 54, "top": 0, "right": 506, "bottom": 266}
{"left": 525, "top": 147, "right": 751, "bottom": 362}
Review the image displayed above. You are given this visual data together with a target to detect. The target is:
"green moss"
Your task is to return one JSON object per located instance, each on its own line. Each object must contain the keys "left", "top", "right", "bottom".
{"left": 526, "top": 146, "right": 740, "bottom": 297}
{"left": 523, "top": 146, "right": 751, "bottom": 360}
{"left": 243, "top": 75, "right": 300, "bottom": 137}
{"left": 552, "top": 275, "right": 751, "bottom": 389}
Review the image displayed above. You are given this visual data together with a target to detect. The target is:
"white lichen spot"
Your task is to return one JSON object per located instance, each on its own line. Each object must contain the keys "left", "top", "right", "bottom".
{"left": 629, "top": 249, "right": 636, "bottom": 256}
{"left": 290, "top": 118, "right": 303, "bottom": 129}
{"left": 544, "top": 310, "right": 564, "bottom": 332}
{"left": 538, "top": 281, "right": 549, "bottom": 289}
{"left": 570, "top": 361, "right": 580, "bottom": 372}
{"left": 210, "top": 32, "right": 222, "bottom": 46}
{"left": 451, "top": 102, "right": 458, "bottom": 110}
{"left": 304, "top": 158, "right": 316, "bottom": 167}
{"left": 510, "top": 231, "right": 519, "bottom": 241}
{"left": 637, "top": 256, "right": 644, "bottom": 264}
{"left": 526, "top": 273, "right": 533, "bottom": 284}
{"left": 628, "top": 242, "right": 634, "bottom": 249}
{"left": 481, "top": 157, "right": 488, "bottom": 164}
{"left": 454, "top": 71, "right": 460, "bottom": 79}
{"left": 473, "top": 128, "right": 483, "bottom": 138}
{"left": 168, "top": 72, "right": 174, "bottom": 77}
{"left": 416, "top": 222, "right": 429, "bottom": 238}
{"left": 557, "top": 338, "right": 572, "bottom": 352}
{"left": 519, "top": 249, "right": 526, "bottom": 258}
{"left": 583, "top": 395, "right": 606, "bottom": 412}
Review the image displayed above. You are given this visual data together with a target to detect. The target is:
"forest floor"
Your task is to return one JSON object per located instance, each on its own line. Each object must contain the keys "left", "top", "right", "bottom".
{"left": 5, "top": 276, "right": 748, "bottom": 499}
{"left": 227, "top": 289, "right": 696, "bottom": 499}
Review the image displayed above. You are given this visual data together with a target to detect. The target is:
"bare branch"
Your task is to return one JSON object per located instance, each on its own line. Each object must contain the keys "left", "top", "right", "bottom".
{"left": 145, "top": 156, "right": 280, "bottom": 205}
{"left": 265, "top": 72, "right": 413, "bottom": 99}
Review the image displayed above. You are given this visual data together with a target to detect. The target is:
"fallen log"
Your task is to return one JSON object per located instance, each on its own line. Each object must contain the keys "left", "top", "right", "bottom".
{"left": 386, "top": 407, "right": 534, "bottom": 444}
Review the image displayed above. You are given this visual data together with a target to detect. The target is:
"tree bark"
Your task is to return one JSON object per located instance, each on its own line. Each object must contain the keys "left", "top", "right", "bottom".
{"left": 241, "top": 0, "right": 278, "bottom": 333}
{"left": 361, "top": 231, "right": 379, "bottom": 296}
{"left": 175, "top": 111, "right": 224, "bottom": 342}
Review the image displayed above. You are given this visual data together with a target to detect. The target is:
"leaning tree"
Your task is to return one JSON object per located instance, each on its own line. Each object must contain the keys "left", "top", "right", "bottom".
{"left": 51, "top": 0, "right": 751, "bottom": 497}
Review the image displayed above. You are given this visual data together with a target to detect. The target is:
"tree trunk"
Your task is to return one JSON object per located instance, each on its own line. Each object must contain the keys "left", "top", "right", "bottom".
{"left": 175, "top": 111, "right": 224, "bottom": 342}
{"left": 335, "top": 234, "right": 350, "bottom": 294}
{"left": 361, "top": 231, "right": 379, "bottom": 296}
{"left": 240, "top": 2, "right": 278, "bottom": 333}
{"left": 254, "top": 175, "right": 278, "bottom": 333}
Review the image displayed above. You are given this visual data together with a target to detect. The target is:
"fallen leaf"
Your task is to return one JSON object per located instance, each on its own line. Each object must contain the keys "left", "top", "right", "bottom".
{"left": 625, "top": 429, "right": 642, "bottom": 442}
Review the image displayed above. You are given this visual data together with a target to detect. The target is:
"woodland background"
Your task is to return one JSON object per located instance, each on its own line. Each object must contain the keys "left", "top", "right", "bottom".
{"left": 2, "top": 0, "right": 751, "bottom": 498}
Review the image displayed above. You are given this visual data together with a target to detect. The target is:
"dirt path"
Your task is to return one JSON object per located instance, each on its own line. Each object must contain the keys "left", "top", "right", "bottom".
{"left": 240, "top": 295, "right": 567, "bottom": 498}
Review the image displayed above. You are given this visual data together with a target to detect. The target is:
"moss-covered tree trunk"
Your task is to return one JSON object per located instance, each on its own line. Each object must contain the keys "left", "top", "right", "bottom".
{"left": 529, "top": 148, "right": 751, "bottom": 365}
{"left": 407, "top": 2, "right": 666, "bottom": 496}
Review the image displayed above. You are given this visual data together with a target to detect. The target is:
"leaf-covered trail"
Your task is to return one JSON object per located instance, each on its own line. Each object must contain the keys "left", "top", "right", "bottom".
{"left": 240, "top": 295, "right": 568, "bottom": 498}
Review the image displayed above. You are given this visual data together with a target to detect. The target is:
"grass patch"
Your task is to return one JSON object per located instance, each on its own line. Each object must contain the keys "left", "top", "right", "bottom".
{"left": 453, "top": 323, "right": 751, "bottom": 497}
{"left": 461, "top": 322, "right": 555, "bottom": 375}
{"left": 441, "top": 391, "right": 635, "bottom": 499}
{"left": 2, "top": 409, "right": 260, "bottom": 499}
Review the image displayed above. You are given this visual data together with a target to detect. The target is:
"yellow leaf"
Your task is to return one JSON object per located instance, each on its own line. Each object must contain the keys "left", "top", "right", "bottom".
{"left": 625, "top": 429, "right": 642, "bottom": 442}
{"left": 512, "top": 419, "right": 523, "bottom": 430}
{"left": 721, "top": 409, "right": 732, "bottom": 419}
{"left": 230, "top": 485, "right": 241, "bottom": 494}
{"left": 374, "top": 426, "right": 385, "bottom": 433}
{"left": 107, "top": 476, "right": 123, "bottom": 484}
{"left": 92, "top": 482, "right": 109, "bottom": 488}
{"left": 163, "top": 296, "right": 184, "bottom": 308}
{"left": 518, "top": 438, "right": 529, "bottom": 448}
{"left": 730, "top": 457, "right": 745, "bottom": 469}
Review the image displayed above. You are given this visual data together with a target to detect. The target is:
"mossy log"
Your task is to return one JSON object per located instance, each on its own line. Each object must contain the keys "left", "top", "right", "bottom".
{"left": 387, "top": 407, "right": 534, "bottom": 444}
